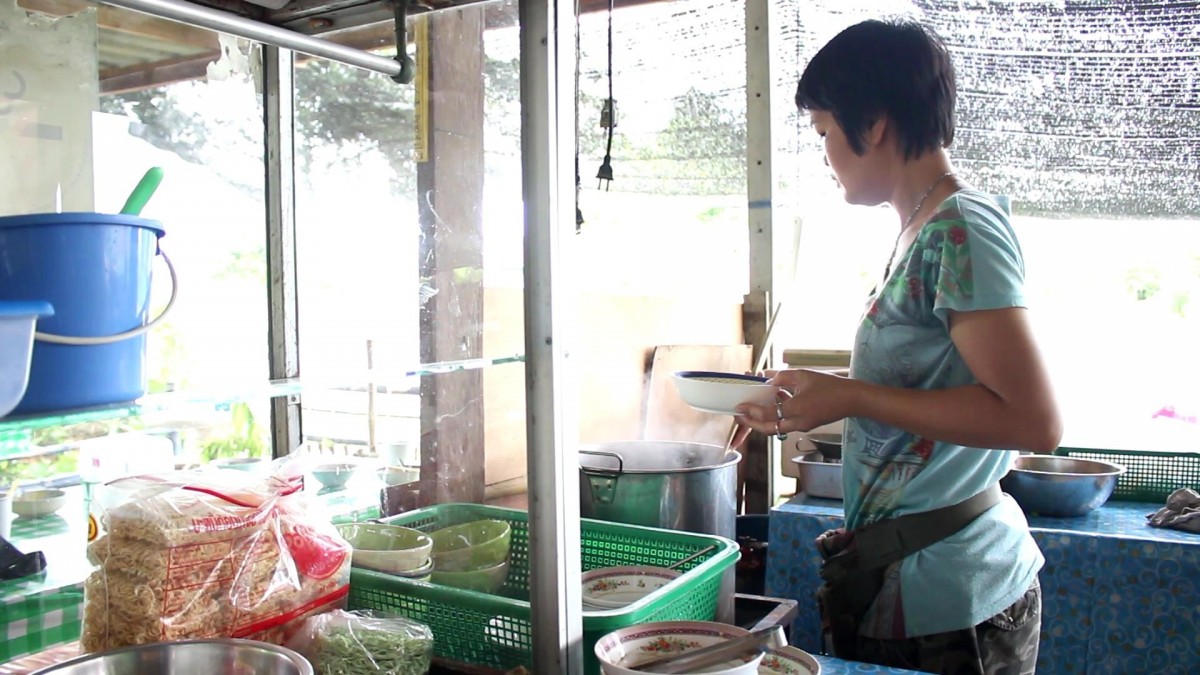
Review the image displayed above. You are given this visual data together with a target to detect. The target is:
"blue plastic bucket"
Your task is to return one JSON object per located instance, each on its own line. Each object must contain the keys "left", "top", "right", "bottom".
{"left": 0, "top": 212, "right": 174, "bottom": 414}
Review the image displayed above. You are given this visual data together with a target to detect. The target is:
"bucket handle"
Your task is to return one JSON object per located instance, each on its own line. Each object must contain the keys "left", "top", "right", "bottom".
{"left": 34, "top": 250, "right": 178, "bottom": 346}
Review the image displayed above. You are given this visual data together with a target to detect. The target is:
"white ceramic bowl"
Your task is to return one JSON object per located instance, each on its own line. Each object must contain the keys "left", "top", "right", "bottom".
{"left": 673, "top": 371, "right": 777, "bottom": 415}
{"left": 378, "top": 465, "right": 420, "bottom": 487}
{"left": 581, "top": 565, "right": 681, "bottom": 609}
{"left": 12, "top": 489, "right": 67, "bottom": 518}
{"left": 312, "top": 462, "right": 357, "bottom": 489}
{"left": 595, "top": 621, "right": 763, "bottom": 675}
{"left": 758, "top": 646, "right": 822, "bottom": 675}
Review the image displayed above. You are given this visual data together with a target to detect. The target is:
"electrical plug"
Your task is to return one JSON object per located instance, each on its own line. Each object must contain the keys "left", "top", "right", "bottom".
{"left": 596, "top": 157, "right": 613, "bottom": 190}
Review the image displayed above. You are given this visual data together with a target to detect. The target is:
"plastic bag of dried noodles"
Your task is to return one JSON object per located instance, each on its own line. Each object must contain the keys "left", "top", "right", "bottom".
{"left": 82, "top": 458, "right": 352, "bottom": 653}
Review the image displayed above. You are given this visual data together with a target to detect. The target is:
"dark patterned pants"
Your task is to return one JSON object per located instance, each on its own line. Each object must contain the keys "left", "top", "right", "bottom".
{"left": 854, "top": 579, "right": 1042, "bottom": 675}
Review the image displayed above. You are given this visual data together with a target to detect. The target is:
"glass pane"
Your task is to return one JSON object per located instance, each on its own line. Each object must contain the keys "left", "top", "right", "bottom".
{"left": 293, "top": 1, "right": 529, "bottom": 507}
{"left": 573, "top": 0, "right": 749, "bottom": 449}
{"left": 289, "top": 8, "right": 542, "bottom": 665}
{"left": 576, "top": 0, "right": 749, "bottom": 299}
{"left": 0, "top": 4, "right": 278, "bottom": 660}
{"left": 1, "top": 1, "right": 269, "bottom": 452}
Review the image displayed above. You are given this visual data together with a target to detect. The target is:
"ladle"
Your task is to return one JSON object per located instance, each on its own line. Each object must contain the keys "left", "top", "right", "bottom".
{"left": 120, "top": 167, "right": 164, "bottom": 216}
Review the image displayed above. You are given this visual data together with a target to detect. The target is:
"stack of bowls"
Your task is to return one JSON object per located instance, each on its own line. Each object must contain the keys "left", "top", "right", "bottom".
{"left": 336, "top": 522, "right": 434, "bottom": 580}
{"left": 428, "top": 519, "right": 512, "bottom": 594}
{"left": 581, "top": 565, "right": 681, "bottom": 610}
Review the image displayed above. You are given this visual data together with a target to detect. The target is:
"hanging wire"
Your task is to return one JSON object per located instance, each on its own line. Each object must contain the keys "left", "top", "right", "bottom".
{"left": 596, "top": 0, "right": 615, "bottom": 189}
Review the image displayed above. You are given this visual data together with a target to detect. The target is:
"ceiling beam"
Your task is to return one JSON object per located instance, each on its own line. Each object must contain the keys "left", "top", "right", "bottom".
{"left": 17, "top": 0, "right": 218, "bottom": 49}
{"left": 83, "top": 0, "right": 669, "bottom": 93}
{"left": 99, "top": 20, "right": 398, "bottom": 92}
{"left": 100, "top": 50, "right": 219, "bottom": 94}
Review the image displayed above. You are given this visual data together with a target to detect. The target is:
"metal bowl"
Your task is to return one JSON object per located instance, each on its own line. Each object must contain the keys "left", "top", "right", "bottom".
{"left": 804, "top": 432, "right": 842, "bottom": 462}
{"left": 1000, "top": 455, "right": 1126, "bottom": 517}
{"left": 31, "top": 639, "right": 313, "bottom": 675}
{"left": 790, "top": 452, "right": 843, "bottom": 500}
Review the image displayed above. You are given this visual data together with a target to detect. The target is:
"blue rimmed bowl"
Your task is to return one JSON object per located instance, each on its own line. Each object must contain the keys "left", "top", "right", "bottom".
{"left": 672, "top": 371, "right": 776, "bottom": 416}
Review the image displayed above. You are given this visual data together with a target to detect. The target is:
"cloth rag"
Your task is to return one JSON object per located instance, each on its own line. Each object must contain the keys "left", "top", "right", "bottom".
{"left": 1147, "top": 488, "right": 1200, "bottom": 533}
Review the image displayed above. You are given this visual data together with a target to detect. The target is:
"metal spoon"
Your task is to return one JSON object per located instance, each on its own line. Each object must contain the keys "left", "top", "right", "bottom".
{"left": 666, "top": 545, "right": 716, "bottom": 570}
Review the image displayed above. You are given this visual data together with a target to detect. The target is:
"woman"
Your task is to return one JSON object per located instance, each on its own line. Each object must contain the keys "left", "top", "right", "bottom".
{"left": 733, "top": 19, "right": 1062, "bottom": 675}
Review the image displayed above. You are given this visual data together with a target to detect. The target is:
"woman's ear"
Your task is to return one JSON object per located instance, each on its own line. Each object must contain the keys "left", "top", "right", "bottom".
{"left": 865, "top": 116, "right": 888, "bottom": 150}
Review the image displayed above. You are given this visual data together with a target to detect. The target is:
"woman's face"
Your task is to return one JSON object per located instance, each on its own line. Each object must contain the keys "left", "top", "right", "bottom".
{"left": 810, "top": 109, "right": 888, "bottom": 206}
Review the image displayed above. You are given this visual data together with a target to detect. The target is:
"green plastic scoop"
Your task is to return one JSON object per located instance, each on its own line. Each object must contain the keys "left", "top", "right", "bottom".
{"left": 120, "top": 167, "right": 164, "bottom": 216}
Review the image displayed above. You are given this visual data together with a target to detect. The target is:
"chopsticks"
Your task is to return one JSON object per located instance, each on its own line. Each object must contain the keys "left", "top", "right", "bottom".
{"left": 630, "top": 626, "right": 786, "bottom": 673}
{"left": 726, "top": 301, "right": 784, "bottom": 451}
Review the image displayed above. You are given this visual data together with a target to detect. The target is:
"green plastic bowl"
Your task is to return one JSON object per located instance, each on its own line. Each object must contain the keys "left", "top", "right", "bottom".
{"left": 336, "top": 522, "right": 433, "bottom": 574}
{"left": 429, "top": 519, "right": 512, "bottom": 572}
{"left": 431, "top": 560, "right": 510, "bottom": 594}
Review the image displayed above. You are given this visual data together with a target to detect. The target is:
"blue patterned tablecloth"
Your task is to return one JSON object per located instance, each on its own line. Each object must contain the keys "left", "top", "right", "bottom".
{"left": 767, "top": 496, "right": 1200, "bottom": 675}
{"left": 813, "top": 654, "right": 931, "bottom": 673}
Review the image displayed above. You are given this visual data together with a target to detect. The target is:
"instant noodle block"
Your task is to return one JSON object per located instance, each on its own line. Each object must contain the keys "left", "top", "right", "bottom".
{"left": 81, "top": 464, "right": 353, "bottom": 653}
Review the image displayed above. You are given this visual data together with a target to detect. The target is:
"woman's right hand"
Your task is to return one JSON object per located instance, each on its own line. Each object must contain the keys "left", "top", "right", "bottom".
{"left": 729, "top": 369, "right": 780, "bottom": 449}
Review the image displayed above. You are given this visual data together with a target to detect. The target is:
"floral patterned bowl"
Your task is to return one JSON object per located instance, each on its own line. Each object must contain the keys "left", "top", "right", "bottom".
{"left": 595, "top": 621, "right": 763, "bottom": 675}
{"left": 758, "top": 646, "right": 822, "bottom": 675}
{"left": 581, "top": 565, "right": 682, "bottom": 609}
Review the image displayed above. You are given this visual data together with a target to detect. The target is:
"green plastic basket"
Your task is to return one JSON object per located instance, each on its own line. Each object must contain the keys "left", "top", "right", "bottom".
{"left": 1055, "top": 447, "right": 1200, "bottom": 503}
{"left": 346, "top": 503, "right": 739, "bottom": 674}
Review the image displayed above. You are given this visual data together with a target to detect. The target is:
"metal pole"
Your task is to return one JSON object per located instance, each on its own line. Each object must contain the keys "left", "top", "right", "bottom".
{"left": 520, "top": 0, "right": 583, "bottom": 672}
{"left": 746, "top": 0, "right": 785, "bottom": 491}
{"left": 746, "top": 0, "right": 781, "bottom": 316}
{"left": 96, "top": 0, "right": 403, "bottom": 78}
{"left": 264, "top": 45, "right": 303, "bottom": 458}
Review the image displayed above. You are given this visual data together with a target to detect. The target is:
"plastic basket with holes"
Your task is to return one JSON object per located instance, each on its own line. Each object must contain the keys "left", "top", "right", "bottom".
{"left": 346, "top": 502, "right": 739, "bottom": 675}
{"left": 0, "top": 429, "right": 31, "bottom": 458}
{"left": 1054, "top": 447, "right": 1200, "bottom": 503}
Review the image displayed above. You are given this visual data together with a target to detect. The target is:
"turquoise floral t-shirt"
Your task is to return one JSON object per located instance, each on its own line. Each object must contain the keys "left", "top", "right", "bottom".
{"left": 845, "top": 189, "right": 1044, "bottom": 639}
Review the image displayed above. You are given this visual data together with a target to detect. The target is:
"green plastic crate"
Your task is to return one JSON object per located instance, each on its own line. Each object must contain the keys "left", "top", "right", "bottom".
{"left": 1055, "top": 447, "right": 1200, "bottom": 503}
{"left": 0, "top": 429, "right": 31, "bottom": 457}
{"left": 346, "top": 503, "right": 739, "bottom": 675}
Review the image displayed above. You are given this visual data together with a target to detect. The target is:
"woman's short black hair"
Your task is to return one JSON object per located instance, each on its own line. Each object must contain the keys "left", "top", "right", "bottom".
{"left": 795, "top": 19, "right": 956, "bottom": 160}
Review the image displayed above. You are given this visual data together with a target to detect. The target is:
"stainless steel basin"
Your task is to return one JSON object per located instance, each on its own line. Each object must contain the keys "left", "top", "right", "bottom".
{"left": 1000, "top": 454, "right": 1126, "bottom": 517}
{"left": 31, "top": 639, "right": 313, "bottom": 675}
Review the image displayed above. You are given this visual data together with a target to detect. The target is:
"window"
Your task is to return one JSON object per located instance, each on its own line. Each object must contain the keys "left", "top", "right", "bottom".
{"left": 293, "top": 3, "right": 530, "bottom": 507}
{"left": 1, "top": 3, "right": 270, "bottom": 487}
{"left": 777, "top": 1, "right": 1200, "bottom": 452}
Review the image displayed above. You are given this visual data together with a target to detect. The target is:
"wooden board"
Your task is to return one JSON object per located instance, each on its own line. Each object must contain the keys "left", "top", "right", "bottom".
{"left": 642, "top": 344, "right": 752, "bottom": 447}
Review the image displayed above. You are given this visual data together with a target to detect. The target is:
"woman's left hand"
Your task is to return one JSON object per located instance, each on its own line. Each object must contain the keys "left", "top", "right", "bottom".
{"left": 732, "top": 369, "right": 857, "bottom": 445}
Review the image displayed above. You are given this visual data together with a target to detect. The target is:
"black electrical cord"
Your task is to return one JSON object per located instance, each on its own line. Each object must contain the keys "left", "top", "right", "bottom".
{"left": 596, "top": 0, "right": 615, "bottom": 189}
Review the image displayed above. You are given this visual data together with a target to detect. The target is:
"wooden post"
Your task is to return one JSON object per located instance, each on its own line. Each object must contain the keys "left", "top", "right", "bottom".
{"left": 416, "top": 7, "right": 487, "bottom": 506}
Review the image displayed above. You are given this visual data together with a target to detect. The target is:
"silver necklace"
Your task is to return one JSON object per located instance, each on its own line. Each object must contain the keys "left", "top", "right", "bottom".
{"left": 882, "top": 170, "right": 955, "bottom": 281}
